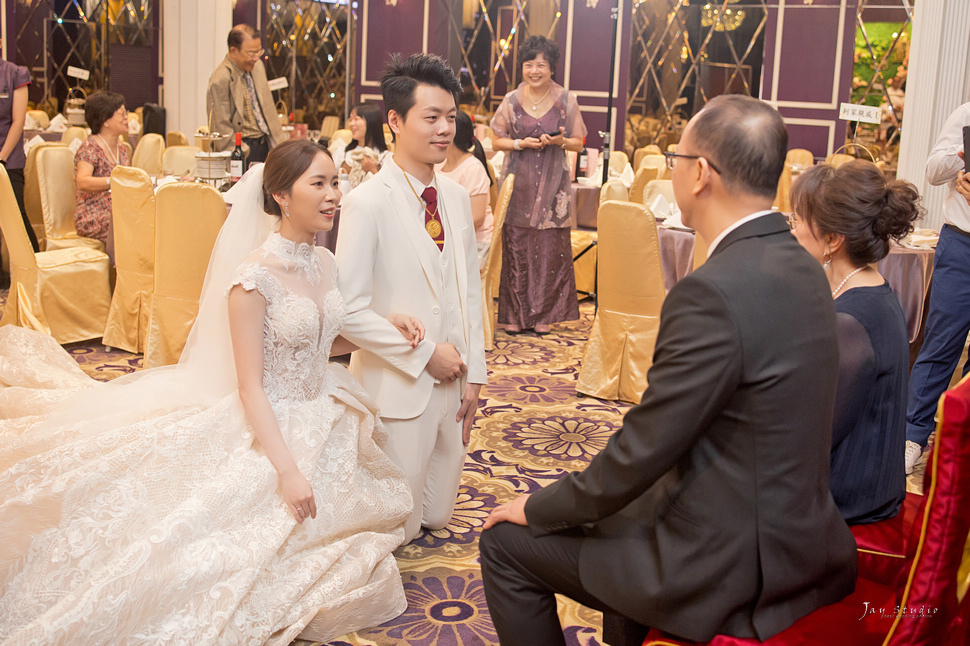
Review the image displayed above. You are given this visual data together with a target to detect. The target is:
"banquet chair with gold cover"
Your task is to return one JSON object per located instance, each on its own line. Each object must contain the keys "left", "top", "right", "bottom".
{"left": 319, "top": 116, "right": 341, "bottom": 140}
{"left": 0, "top": 164, "right": 111, "bottom": 344}
{"left": 330, "top": 128, "right": 353, "bottom": 147}
{"left": 24, "top": 141, "right": 66, "bottom": 250}
{"left": 599, "top": 179, "right": 629, "bottom": 204}
{"left": 482, "top": 174, "right": 514, "bottom": 351}
{"left": 642, "top": 179, "right": 676, "bottom": 211}
{"left": 102, "top": 166, "right": 156, "bottom": 354}
{"left": 35, "top": 146, "right": 105, "bottom": 252}
{"left": 609, "top": 151, "right": 630, "bottom": 176}
{"left": 132, "top": 133, "right": 165, "bottom": 177}
{"left": 143, "top": 182, "right": 227, "bottom": 368}
{"left": 629, "top": 167, "right": 660, "bottom": 205}
{"left": 826, "top": 153, "right": 855, "bottom": 168}
{"left": 27, "top": 109, "right": 50, "bottom": 129}
{"left": 161, "top": 145, "right": 202, "bottom": 177}
{"left": 60, "top": 126, "right": 88, "bottom": 147}
{"left": 633, "top": 147, "right": 650, "bottom": 171}
{"left": 577, "top": 201, "right": 665, "bottom": 403}
{"left": 641, "top": 372, "right": 970, "bottom": 646}
{"left": 786, "top": 148, "right": 814, "bottom": 169}
{"left": 692, "top": 231, "right": 709, "bottom": 271}
{"left": 166, "top": 131, "right": 189, "bottom": 147}
{"left": 773, "top": 162, "right": 793, "bottom": 212}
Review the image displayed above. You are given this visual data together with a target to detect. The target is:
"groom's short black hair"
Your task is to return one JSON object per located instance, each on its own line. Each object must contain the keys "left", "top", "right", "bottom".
{"left": 380, "top": 53, "right": 461, "bottom": 122}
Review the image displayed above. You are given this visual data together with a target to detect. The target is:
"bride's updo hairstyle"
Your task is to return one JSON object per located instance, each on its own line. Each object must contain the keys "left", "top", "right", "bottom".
{"left": 790, "top": 159, "right": 922, "bottom": 265}
{"left": 261, "top": 139, "right": 332, "bottom": 217}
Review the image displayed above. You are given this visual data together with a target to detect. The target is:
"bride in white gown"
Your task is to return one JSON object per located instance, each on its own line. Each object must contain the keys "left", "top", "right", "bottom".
{"left": 0, "top": 140, "right": 417, "bottom": 645}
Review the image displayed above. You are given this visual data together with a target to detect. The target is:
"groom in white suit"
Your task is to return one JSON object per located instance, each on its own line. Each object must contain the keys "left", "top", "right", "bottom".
{"left": 336, "top": 53, "right": 487, "bottom": 542}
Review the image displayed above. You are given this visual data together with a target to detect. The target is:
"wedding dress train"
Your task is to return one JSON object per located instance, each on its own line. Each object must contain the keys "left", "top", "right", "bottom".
{"left": 0, "top": 233, "right": 412, "bottom": 645}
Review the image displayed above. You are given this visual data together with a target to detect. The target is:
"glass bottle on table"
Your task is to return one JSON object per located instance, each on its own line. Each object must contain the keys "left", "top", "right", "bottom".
{"left": 230, "top": 133, "right": 244, "bottom": 185}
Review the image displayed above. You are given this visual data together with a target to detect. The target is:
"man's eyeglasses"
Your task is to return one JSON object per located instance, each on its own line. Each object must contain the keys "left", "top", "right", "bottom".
{"left": 663, "top": 151, "right": 721, "bottom": 174}
{"left": 241, "top": 48, "right": 265, "bottom": 60}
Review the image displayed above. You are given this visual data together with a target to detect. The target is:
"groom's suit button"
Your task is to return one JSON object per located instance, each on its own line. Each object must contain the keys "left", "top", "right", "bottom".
{"left": 432, "top": 307, "right": 440, "bottom": 315}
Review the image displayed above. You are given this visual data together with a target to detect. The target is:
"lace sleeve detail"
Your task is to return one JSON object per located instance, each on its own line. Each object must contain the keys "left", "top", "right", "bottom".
{"left": 227, "top": 262, "right": 280, "bottom": 304}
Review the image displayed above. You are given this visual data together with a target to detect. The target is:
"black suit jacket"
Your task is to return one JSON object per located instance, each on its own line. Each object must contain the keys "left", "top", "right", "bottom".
{"left": 526, "top": 213, "right": 857, "bottom": 641}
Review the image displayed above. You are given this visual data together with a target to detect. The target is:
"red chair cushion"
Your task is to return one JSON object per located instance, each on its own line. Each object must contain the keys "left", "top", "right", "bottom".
{"left": 642, "top": 578, "right": 895, "bottom": 646}
{"left": 851, "top": 493, "right": 922, "bottom": 587}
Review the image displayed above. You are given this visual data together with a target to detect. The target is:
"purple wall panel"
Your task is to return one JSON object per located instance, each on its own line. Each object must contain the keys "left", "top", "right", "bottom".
{"left": 775, "top": 7, "right": 843, "bottom": 104}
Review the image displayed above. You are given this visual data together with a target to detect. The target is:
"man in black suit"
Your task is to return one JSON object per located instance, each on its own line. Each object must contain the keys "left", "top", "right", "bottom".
{"left": 479, "top": 95, "right": 857, "bottom": 646}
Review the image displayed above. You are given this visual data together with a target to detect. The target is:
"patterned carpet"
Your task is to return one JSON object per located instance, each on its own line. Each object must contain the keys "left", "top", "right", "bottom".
{"left": 2, "top": 286, "right": 930, "bottom": 645}
{"left": 6, "top": 289, "right": 618, "bottom": 646}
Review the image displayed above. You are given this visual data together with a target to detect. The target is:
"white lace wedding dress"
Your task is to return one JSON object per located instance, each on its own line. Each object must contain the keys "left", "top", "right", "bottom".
{"left": 0, "top": 233, "right": 412, "bottom": 645}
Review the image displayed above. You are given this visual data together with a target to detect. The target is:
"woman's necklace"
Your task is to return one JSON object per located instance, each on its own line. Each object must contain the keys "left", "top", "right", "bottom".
{"left": 832, "top": 266, "right": 866, "bottom": 298}
{"left": 96, "top": 134, "right": 119, "bottom": 165}
{"left": 526, "top": 85, "right": 551, "bottom": 112}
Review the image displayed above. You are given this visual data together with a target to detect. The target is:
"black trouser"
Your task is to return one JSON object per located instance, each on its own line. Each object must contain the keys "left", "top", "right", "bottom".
{"left": 478, "top": 522, "right": 649, "bottom": 646}
{"left": 243, "top": 135, "right": 270, "bottom": 168}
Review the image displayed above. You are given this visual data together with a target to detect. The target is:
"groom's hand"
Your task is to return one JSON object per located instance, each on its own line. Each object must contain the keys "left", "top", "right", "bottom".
{"left": 428, "top": 343, "right": 466, "bottom": 382}
{"left": 457, "top": 383, "right": 482, "bottom": 446}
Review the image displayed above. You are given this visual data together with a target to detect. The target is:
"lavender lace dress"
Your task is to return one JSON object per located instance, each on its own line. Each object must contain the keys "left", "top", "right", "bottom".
{"left": 491, "top": 82, "right": 587, "bottom": 328}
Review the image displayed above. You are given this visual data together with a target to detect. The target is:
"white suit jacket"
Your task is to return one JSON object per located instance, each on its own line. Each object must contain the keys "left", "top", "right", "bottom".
{"left": 335, "top": 161, "right": 487, "bottom": 420}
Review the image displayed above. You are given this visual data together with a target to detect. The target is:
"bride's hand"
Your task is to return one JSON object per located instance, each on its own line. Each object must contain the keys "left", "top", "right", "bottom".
{"left": 386, "top": 314, "right": 426, "bottom": 348}
{"left": 280, "top": 470, "right": 316, "bottom": 523}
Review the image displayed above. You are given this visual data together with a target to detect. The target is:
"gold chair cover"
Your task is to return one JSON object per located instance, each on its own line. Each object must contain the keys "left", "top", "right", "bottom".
{"left": 143, "top": 182, "right": 227, "bottom": 367}
{"left": 571, "top": 230, "right": 597, "bottom": 299}
{"left": 644, "top": 144, "right": 663, "bottom": 155}
{"left": 36, "top": 146, "right": 105, "bottom": 253}
{"left": 330, "top": 129, "right": 353, "bottom": 146}
{"left": 642, "top": 179, "right": 676, "bottom": 209}
{"left": 166, "top": 131, "right": 189, "bottom": 147}
{"left": 693, "top": 231, "right": 709, "bottom": 271}
{"left": 320, "top": 116, "right": 341, "bottom": 139}
{"left": 0, "top": 164, "right": 111, "bottom": 344}
{"left": 599, "top": 180, "right": 629, "bottom": 204}
{"left": 774, "top": 162, "right": 793, "bottom": 212}
{"left": 103, "top": 166, "right": 156, "bottom": 353}
{"left": 132, "top": 133, "right": 165, "bottom": 177}
{"left": 482, "top": 174, "right": 514, "bottom": 351}
{"left": 629, "top": 166, "right": 659, "bottom": 205}
{"left": 27, "top": 109, "right": 51, "bottom": 129}
{"left": 632, "top": 147, "right": 649, "bottom": 171}
{"left": 577, "top": 201, "right": 665, "bottom": 403}
{"left": 60, "top": 126, "right": 88, "bottom": 147}
{"left": 638, "top": 153, "right": 668, "bottom": 175}
{"left": 826, "top": 153, "right": 855, "bottom": 168}
{"left": 608, "top": 151, "right": 630, "bottom": 176}
{"left": 786, "top": 148, "right": 814, "bottom": 168}
{"left": 161, "top": 145, "right": 202, "bottom": 176}
{"left": 24, "top": 142, "right": 65, "bottom": 250}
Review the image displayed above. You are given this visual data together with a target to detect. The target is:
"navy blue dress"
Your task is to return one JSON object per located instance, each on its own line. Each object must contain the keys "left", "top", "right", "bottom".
{"left": 830, "top": 282, "right": 908, "bottom": 524}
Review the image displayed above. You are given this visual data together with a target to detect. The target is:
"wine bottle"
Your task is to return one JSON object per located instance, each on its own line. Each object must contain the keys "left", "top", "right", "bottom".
{"left": 230, "top": 133, "right": 244, "bottom": 184}
{"left": 576, "top": 147, "right": 588, "bottom": 179}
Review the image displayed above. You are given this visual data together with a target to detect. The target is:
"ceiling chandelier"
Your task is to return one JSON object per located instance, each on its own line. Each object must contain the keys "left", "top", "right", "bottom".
{"left": 701, "top": 1, "right": 746, "bottom": 32}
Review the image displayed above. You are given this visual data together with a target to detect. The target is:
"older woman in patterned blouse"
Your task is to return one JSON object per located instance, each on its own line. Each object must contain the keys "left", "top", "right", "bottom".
{"left": 73, "top": 91, "right": 131, "bottom": 248}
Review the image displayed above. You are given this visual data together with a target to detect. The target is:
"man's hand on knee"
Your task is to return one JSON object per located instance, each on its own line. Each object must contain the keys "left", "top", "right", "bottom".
{"left": 484, "top": 493, "right": 531, "bottom": 530}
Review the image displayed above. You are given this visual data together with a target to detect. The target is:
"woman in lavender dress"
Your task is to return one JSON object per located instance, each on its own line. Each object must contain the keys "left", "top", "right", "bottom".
{"left": 490, "top": 36, "right": 587, "bottom": 334}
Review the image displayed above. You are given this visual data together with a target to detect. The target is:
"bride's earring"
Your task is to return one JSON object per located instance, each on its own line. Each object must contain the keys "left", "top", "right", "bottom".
{"left": 283, "top": 203, "right": 290, "bottom": 219}
{"left": 822, "top": 251, "right": 832, "bottom": 271}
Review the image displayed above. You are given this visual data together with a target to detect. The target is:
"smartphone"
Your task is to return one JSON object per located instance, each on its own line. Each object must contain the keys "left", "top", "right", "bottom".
{"left": 964, "top": 125, "right": 970, "bottom": 172}
{"left": 547, "top": 130, "right": 563, "bottom": 137}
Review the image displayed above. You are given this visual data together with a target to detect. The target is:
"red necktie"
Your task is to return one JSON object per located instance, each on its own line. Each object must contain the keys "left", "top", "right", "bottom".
{"left": 422, "top": 186, "right": 445, "bottom": 250}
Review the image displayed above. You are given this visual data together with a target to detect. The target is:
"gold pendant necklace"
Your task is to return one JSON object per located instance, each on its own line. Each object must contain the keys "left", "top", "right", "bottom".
{"left": 397, "top": 160, "right": 444, "bottom": 239}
